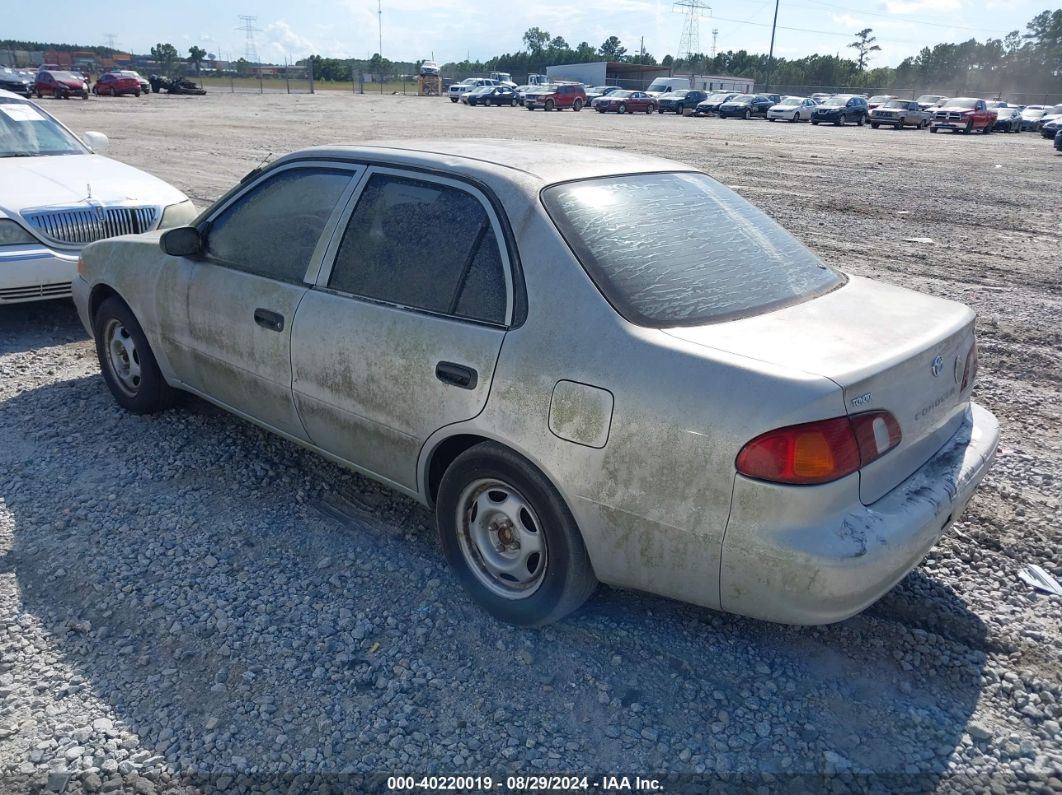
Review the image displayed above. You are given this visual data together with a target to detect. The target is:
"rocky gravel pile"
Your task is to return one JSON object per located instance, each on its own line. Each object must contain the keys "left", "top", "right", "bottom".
{"left": 0, "top": 96, "right": 1059, "bottom": 794}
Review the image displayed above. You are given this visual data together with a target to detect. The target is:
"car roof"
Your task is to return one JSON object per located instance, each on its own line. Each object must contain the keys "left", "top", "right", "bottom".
{"left": 278, "top": 140, "right": 695, "bottom": 188}
{"left": 0, "top": 88, "right": 27, "bottom": 100}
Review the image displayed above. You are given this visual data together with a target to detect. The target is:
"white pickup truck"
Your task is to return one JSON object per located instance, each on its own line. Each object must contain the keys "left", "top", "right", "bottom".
{"left": 448, "top": 78, "right": 497, "bottom": 102}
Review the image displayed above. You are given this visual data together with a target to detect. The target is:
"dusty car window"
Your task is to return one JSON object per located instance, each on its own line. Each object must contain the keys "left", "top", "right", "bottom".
{"left": 328, "top": 174, "right": 506, "bottom": 324}
{"left": 542, "top": 172, "right": 842, "bottom": 326}
{"left": 207, "top": 168, "right": 351, "bottom": 283}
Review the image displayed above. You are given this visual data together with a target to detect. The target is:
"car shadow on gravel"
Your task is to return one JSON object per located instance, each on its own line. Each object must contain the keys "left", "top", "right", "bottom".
{"left": 0, "top": 299, "right": 87, "bottom": 355}
{"left": 0, "top": 373, "right": 989, "bottom": 793}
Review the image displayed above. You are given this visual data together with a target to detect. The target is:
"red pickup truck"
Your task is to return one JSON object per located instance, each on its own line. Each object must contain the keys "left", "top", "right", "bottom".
{"left": 930, "top": 98, "right": 997, "bottom": 134}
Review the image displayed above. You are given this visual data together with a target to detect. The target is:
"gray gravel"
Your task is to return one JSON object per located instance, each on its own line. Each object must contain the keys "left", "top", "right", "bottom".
{"left": 0, "top": 93, "right": 1059, "bottom": 794}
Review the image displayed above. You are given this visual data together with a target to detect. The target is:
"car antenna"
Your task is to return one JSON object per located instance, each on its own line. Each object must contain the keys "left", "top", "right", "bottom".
{"left": 240, "top": 152, "right": 273, "bottom": 183}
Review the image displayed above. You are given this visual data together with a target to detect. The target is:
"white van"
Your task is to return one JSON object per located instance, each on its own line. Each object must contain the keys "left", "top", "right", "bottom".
{"left": 646, "top": 77, "right": 690, "bottom": 97}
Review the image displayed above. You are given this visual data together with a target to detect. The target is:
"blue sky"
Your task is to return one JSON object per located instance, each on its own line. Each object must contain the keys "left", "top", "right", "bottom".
{"left": 3, "top": 0, "right": 1035, "bottom": 66}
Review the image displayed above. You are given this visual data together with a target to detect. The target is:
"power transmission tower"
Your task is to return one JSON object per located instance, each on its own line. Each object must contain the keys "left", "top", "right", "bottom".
{"left": 673, "top": 0, "right": 711, "bottom": 62}
{"left": 104, "top": 33, "right": 118, "bottom": 51}
{"left": 711, "top": 28, "right": 718, "bottom": 58}
{"left": 237, "top": 15, "right": 262, "bottom": 63}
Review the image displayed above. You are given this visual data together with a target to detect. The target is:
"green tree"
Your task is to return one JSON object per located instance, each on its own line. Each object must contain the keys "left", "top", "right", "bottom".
{"left": 661, "top": 54, "right": 674, "bottom": 67}
{"left": 150, "top": 42, "right": 179, "bottom": 76}
{"left": 234, "top": 57, "right": 251, "bottom": 77}
{"left": 599, "top": 36, "right": 627, "bottom": 60}
{"left": 187, "top": 45, "right": 206, "bottom": 75}
{"left": 523, "top": 27, "right": 551, "bottom": 54}
{"left": 848, "top": 28, "right": 881, "bottom": 71}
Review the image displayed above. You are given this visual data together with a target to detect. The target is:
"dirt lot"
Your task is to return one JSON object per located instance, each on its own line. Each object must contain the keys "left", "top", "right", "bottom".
{"left": 1, "top": 92, "right": 1060, "bottom": 794}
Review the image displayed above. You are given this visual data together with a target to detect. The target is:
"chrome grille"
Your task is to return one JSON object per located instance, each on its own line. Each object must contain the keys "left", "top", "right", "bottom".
{"left": 21, "top": 205, "right": 161, "bottom": 246}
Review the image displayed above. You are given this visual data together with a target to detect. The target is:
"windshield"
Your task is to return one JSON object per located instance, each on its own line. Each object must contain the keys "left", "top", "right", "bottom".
{"left": 51, "top": 72, "right": 84, "bottom": 82}
{"left": 729, "top": 94, "right": 754, "bottom": 102}
{"left": 916, "top": 95, "right": 943, "bottom": 103}
{"left": 646, "top": 80, "right": 675, "bottom": 90}
{"left": 667, "top": 90, "right": 689, "bottom": 99}
{"left": 542, "top": 172, "right": 842, "bottom": 327}
{"left": 946, "top": 98, "right": 978, "bottom": 109}
{"left": 822, "top": 97, "right": 848, "bottom": 107}
{"left": 868, "top": 96, "right": 890, "bottom": 102}
{"left": 0, "top": 99, "right": 87, "bottom": 157}
{"left": 882, "top": 100, "right": 907, "bottom": 109}
{"left": 779, "top": 98, "right": 801, "bottom": 106}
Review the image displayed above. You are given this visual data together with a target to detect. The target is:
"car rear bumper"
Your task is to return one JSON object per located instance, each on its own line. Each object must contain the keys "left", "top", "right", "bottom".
{"left": 0, "top": 246, "right": 78, "bottom": 304}
{"left": 719, "top": 402, "right": 999, "bottom": 625}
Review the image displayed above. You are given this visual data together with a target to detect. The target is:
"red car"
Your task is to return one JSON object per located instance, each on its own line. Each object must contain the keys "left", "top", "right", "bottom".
{"left": 930, "top": 97, "right": 997, "bottom": 134}
{"left": 34, "top": 70, "right": 89, "bottom": 100}
{"left": 592, "top": 90, "right": 658, "bottom": 114}
{"left": 93, "top": 71, "right": 142, "bottom": 97}
{"left": 523, "top": 82, "right": 586, "bottom": 111}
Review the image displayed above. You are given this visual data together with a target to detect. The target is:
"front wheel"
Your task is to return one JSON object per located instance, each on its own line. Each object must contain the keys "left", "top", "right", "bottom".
{"left": 93, "top": 297, "right": 176, "bottom": 414}
{"left": 544, "top": 99, "right": 555, "bottom": 112}
{"left": 617, "top": 103, "right": 627, "bottom": 114}
{"left": 437, "top": 442, "right": 597, "bottom": 626}
{"left": 450, "top": 97, "right": 458, "bottom": 103}
{"left": 743, "top": 108, "right": 751, "bottom": 120}
{"left": 857, "top": 114, "right": 865, "bottom": 126}
{"left": 964, "top": 121, "right": 973, "bottom": 134}
{"left": 871, "top": 122, "right": 879, "bottom": 129}
{"left": 930, "top": 126, "right": 938, "bottom": 133}
{"left": 812, "top": 120, "right": 819, "bottom": 125}
{"left": 982, "top": 123, "right": 991, "bottom": 134}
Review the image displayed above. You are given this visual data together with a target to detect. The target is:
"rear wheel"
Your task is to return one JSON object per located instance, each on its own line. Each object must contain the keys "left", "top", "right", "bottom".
{"left": 437, "top": 442, "right": 597, "bottom": 626}
{"left": 645, "top": 104, "right": 652, "bottom": 115}
{"left": 93, "top": 297, "right": 176, "bottom": 414}
{"left": 572, "top": 98, "right": 583, "bottom": 112}
{"left": 982, "top": 123, "right": 991, "bottom": 134}
{"left": 857, "top": 114, "right": 866, "bottom": 126}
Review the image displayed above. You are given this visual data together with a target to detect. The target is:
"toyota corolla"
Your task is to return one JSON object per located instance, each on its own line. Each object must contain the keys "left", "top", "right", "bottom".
{"left": 72, "top": 141, "right": 999, "bottom": 626}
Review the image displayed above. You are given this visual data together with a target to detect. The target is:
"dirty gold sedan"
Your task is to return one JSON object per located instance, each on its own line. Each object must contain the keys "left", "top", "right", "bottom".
{"left": 73, "top": 141, "right": 1000, "bottom": 626}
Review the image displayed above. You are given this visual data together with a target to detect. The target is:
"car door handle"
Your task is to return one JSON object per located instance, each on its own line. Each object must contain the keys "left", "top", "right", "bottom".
{"left": 435, "top": 361, "right": 477, "bottom": 390}
{"left": 253, "top": 308, "right": 285, "bottom": 332}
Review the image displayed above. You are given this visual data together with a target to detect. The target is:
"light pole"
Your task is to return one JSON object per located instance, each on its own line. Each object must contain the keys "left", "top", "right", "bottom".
{"left": 377, "top": 0, "right": 383, "bottom": 94}
{"left": 765, "top": 0, "right": 780, "bottom": 92}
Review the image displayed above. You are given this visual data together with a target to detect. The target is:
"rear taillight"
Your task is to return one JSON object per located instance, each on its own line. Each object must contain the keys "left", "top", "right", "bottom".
{"left": 736, "top": 411, "right": 902, "bottom": 486}
{"left": 960, "top": 343, "right": 978, "bottom": 392}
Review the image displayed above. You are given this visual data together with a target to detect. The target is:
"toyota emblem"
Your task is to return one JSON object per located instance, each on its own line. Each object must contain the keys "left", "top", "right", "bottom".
{"left": 931, "top": 355, "right": 944, "bottom": 377}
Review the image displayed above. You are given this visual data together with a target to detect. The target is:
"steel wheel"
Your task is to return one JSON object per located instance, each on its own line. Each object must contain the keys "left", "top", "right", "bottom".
{"left": 102, "top": 318, "right": 142, "bottom": 398}
{"left": 618, "top": 103, "right": 627, "bottom": 114}
{"left": 456, "top": 479, "right": 547, "bottom": 599}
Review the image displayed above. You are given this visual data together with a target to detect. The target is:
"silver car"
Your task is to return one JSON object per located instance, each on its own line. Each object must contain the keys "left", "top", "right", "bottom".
{"left": 72, "top": 141, "right": 1000, "bottom": 627}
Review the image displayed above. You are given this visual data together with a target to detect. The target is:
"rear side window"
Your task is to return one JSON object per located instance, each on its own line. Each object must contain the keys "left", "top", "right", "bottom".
{"left": 542, "top": 172, "right": 842, "bottom": 327}
{"left": 208, "top": 167, "right": 351, "bottom": 283}
{"left": 328, "top": 174, "right": 507, "bottom": 325}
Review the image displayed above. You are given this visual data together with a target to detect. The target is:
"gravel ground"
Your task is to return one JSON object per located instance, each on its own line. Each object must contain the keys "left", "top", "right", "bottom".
{"left": 0, "top": 93, "right": 1059, "bottom": 794}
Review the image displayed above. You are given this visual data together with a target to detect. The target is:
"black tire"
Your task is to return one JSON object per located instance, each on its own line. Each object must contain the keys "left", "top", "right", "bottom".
{"left": 450, "top": 97, "right": 458, "bottom": 103}
{"left": 930, "top": 126, "right": 938, "bottom": 133}
{"left": 93, "top": 296, "right": 176, "bottom": 414}
{"left": 572, "top": 98, "right": 583, "bottom": 112}
{"left": 964, "top": 121, "right": 973, "bottom": 134}
{"left": 871, "top": 122, "right": 879, "bottom": 129}
{"left": 982, "top": 123, "right": 991, "bottom": 134}
{"left": 834, "top": 116, "right": 842, "bottom": 126}
{"left": 544, "top": 99, "right": 555, "bottom": 111}
{"left": 645, "top": 104, "right": 652, "bottom": 114}
{"left": 812, "top": 120, "right": 819, "bottom": 125}
{"left": 436, "top": 442, "right": 597, "bottom": 626}
{"left": 617, "top": 103, "right": 627, "bottom": 114}
{"left": 857, "top": 114, "right": 865, "bottom": 126}
{"left": 743, "top": 108, "right": 751, "bottom": 120}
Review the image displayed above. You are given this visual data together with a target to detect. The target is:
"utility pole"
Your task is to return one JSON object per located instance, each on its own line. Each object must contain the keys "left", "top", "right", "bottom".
{"left": 765, "top": 0, "right": 780, "bottom": 92}
{"left": 377, "top": 0, "right": 383, "bottom": 94}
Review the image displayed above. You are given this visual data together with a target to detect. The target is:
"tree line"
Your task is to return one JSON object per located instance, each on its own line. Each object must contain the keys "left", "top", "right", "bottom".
{"left": 422, "top": 10, "right": 1061, "bottom": 95}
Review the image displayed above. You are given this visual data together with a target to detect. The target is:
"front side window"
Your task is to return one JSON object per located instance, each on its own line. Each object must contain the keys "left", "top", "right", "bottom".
{"left": 327, "top": 173, "right": 507, "bottom": 325}
{"left": 207, "top": 167, "right": 351, "bottom": 283}
{"left": 542, "top": 172, "right": 842, "bottom": 327}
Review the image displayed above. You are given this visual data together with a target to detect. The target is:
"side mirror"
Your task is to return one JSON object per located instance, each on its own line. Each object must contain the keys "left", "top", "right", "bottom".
{"left": 160, "top": 226, "right": 203, "bottom": 257}
{"left": 82, "top": 131, "right": 109, "bottom": 152}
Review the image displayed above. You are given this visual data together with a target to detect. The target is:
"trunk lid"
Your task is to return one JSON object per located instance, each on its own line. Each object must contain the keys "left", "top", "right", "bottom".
{"left": 664, "top": 275, "right": 976, "bottom": 504}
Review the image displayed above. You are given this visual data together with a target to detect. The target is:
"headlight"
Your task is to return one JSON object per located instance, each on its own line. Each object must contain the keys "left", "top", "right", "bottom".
{"left": 159, "top": 199, "right": 198, "bottom": 229}
{"left": 0, "top": 219, "right": 37, "bottom": 246}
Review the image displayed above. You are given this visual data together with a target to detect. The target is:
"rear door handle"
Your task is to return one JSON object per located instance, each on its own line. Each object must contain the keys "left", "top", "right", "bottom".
{"left": 435, "top": 361, "right": 477, "bottom": 390}
{"left": 253, "top": 308, "right": 285, "bottom": 332}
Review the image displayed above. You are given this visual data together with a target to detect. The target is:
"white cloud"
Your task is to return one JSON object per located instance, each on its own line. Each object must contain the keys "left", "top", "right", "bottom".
{"left": 882, "top": 0, "right": 961, "bottom": 13}
{"left": 831, "top": 13, "right": 866, "bottom": 28}
{"left": 263, "top": 20, "right": 318, "bottom": 60}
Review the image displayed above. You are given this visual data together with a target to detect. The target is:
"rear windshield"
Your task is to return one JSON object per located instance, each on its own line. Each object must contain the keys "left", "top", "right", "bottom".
{"left": 542, "top": 172, "right": 842, "bottom": 327}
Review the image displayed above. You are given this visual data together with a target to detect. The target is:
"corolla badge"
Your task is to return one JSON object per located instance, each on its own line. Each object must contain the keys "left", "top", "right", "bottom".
{"left": 931, "top": 355, "right": 944, "bottom": 377}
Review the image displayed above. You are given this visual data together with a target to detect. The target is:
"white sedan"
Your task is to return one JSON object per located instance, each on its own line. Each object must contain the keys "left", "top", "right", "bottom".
{"left": 767, "top": 96, "right": 818, "bottom": 122}
{"left": 0, "top": 89, "right": 195, "bottom": 304}
{"left": 73, "top": 141, "right": 999, "bottom": 626}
